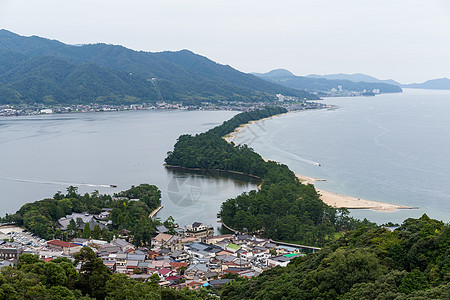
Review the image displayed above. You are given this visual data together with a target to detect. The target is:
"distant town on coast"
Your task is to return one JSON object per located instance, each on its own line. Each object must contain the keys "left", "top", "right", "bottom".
{"left": 1, "top": 3, "right": 450, "bottom": 296}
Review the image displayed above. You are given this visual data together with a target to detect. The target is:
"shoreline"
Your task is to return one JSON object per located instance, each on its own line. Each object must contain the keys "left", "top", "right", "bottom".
{"left": 149, "top": 205, "right": 164, "bottom": 219}
{"left": 224, "top": 112, "right": 291, "bottom": 142}
{"left": 164, "top": 164, "right": 263, "bottom": 181}
{"left": 296, "top": 174, "right": 414, "bottom": 211}
{"left": 225, "top": 112, "right": 416, "bottom": 212}
{"left": 316, "top": 188, "right": 414, "bottom": 211}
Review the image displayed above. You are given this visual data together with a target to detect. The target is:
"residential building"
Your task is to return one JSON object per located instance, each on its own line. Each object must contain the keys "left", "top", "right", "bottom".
{"left": 185, "top": 222, "right": 214, "bottom": 238}
{"left": 0, "top": 247, "right": 23, "bottom": 262}
{"left": 46, "top": 240, "right": 82, "bottom": 255}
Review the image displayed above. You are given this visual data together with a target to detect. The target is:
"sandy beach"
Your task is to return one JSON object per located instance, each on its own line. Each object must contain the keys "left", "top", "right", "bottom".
{"left": 224, "top": 112, "right": 290, "bottom": 142}
{"left": 225, "top": 115, "right": 414, "bottom": 212}
{"left": 295, "top": 174, "right": 413, "bottom": 211}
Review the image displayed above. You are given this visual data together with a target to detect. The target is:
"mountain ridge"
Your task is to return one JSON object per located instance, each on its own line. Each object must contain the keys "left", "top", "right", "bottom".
{"left": 290, "top": 70, "right": 450, "bottom": 90}
{"left": 254, "top": 69, "right": 403, "bottom": 94}
{"left": 306, "top": 72, "right": 402, "bottom": 86}
{"left": 0, "top": 30, "right": 318, "bottom": 105}
{"left": 403, "top": 77, "right": 450, "bottom": 90}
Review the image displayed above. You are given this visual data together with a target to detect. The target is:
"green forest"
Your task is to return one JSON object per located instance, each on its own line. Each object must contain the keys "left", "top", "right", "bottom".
{"left": 221, "top": 215, "right": 450, "bottom": 299}
{"left": 0, "top": 248, "right": 205, "bottom": 299}
{"left": 165, "top": 107, "right": 370, "bottom": 246}
{"left": 1, "top": 184, "right": 166, "bottom": 247}
{"left": 0, "top": 30, "right": 318, "bottom": 105}
{"left": 166, "top": 108, "right": 449, "bottom": 298}
{"left": 165, "top": 107, "right": 287, "bottom": 177}
{"left": 3, "top": 107, "right": 449, "bottom": 299}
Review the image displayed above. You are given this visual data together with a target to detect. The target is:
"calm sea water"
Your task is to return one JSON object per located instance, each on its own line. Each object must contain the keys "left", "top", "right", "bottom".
{"left": 0, "top": 110, "right": 258, "bottom": 230}
{"left": 231, "top": 89, "right": 450, "bottom": 224}
{"left": 2, "top": 89, "right": 449, "bottom": 228}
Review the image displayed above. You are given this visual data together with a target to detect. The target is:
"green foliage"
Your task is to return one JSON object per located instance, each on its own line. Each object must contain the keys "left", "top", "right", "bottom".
{"left": 0, "top": 250, "right": 204, "bottom": 299}
{"left": 165, "top": 107, "right": 368, "bottom": 246}
{"left": 82, "top": 223, "right": 91, "bottom": 239}
{"left": 0, "top": 30, "right": 318, "bottom": 105}
{"left": 17, "top": 253, "right": 41, "bottom": 268}
{"left": 206, "top": 107, "right": 288, "bottom": 138}
{"left": 0, "top": 254, "right": 83, "bottom": 300}
{"left": 115, "top": 184, "right": 161, "bottom": 212}
{"left": 221, "top": 215, "right": 450, "bottom": 300}
{"left": 92, "top": 224, "right": 102, "bottom": 240}
{"left": 2, "top": 184, "right": 162, "bottom": 246}
{"left": 73, "top": 248, "right": 111, "bottom": 299}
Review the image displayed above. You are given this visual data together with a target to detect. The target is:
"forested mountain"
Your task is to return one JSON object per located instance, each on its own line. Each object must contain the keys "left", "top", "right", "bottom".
{"left": 221, "top": 214, "right": 450, "bottom": 299}
{"left": 0, "top": 53, "right": 165, "bottom": 105}
{"left": 254, "top": 69, "right": 403, "bottom": 94}
{"left": 0, "top": 30, "right": 318, "bottom": 105}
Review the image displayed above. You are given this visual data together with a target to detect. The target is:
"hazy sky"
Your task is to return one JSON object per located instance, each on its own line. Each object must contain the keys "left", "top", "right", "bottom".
{"left": 1, "top": 0, "right": 449, "bottom": 83}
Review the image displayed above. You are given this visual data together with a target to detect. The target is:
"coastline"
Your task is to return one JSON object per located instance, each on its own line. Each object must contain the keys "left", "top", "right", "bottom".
{"left": 164, "top": 164, "right": 263, "bottom": 181}
{"left": 296, "top": 174, "right": 413, "bottom": 211}
{"left": 316, "top": 188, "right": 414, "bottom": 211}
{"left": 224, "top": 112, "right": 290, "bottom": 142}
{"left": 226, "top": 112, "right": 415, "bottom": 212}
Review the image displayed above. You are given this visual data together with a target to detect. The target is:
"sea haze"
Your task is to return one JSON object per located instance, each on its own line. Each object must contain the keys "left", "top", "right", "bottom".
{"left": 231, "top": 89, "right": 450, "bottom": 224}
{"left": 0, "top": 110, "right": 258, "bottom": 229}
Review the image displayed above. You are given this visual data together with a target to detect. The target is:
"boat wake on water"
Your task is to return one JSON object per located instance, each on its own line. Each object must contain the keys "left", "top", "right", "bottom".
{"left": 230, "top": 122, "right": 321, "bottom": 167}
{"left": 264, "top": 135, "right": 321, "bottom": 167}
{"left": 0, "top": 175, "right": 113, "bottom": 188}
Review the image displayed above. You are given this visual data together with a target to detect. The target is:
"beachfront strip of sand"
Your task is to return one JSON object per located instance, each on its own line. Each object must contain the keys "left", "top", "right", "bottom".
{"left": 224, "top": 113, "right": 414, "bottom": 212}
{"left": 295, "top": 174, "right": 413, "bottom": 211}
{"left": 223, "top": 112, "right": 290, "bottom": 143}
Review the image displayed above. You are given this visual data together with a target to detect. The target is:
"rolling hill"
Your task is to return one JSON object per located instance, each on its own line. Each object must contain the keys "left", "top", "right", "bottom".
{"left": 306, "top": 73, "right": 450, "bottom": 90}
{"left": 306, "top": 73, "right": 402, "bottom": 86}
{"left": 0, "top": 30, "right": 318, "bottom": 105}
{"left": 403, "top": 78, "right": 450, "bottom": 90}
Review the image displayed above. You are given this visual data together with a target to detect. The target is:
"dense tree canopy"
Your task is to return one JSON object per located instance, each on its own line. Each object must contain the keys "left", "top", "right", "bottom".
{"left": 0, "top": 30, "right": 318, "bottom": 105}
{"left": 1, "top": 184, "right": 164, "bottom": 247}
{"left": 0, "top": 249, "right": 203, "bottom": 300}
{"left": 220, "top": 215, "right": 450, "bottom": 300}
{"left": 165, "top": 107, "right": 369, "bottom": 246}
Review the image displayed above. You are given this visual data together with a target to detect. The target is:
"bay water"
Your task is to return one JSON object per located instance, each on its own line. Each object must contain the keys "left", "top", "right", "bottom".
{"left": 0, "top": 110, "right": 258, "bottom": 229}
{"left": 231, "top": 89, "right": 450, "bottom": 224}
{"left": 2, "top": 88, "right": 449, "bottom": 229}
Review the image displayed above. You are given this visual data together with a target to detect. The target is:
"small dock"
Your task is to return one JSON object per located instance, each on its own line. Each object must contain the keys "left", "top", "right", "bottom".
{"left": 219, "top": 220, "right": 239, "bottom": 234}
{"left": 149, "top": 205, "right": 164, "bottom": 219}
{"left": 270, "top": 239, "right": 321, "bottom": 253}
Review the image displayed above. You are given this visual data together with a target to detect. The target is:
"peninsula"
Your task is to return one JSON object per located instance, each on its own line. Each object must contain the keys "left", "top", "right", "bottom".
{"left": 224, "top": 111, "right": 414, "bottom": 212}
{"left": 165, "top": 107, "right": 375, "bottom": 247}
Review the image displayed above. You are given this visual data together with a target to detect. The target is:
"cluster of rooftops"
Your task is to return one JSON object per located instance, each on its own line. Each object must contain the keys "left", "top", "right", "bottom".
{"left": 0, "top": 220, "right": 320, "bottom": 290}
{"left": 58, "top": 209, "right": 112, "bottom": 231}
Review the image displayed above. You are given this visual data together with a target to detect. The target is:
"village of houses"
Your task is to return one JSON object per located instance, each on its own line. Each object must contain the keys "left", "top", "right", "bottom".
{"left": 0, "top": 209, "right": 319, "bottom": 291}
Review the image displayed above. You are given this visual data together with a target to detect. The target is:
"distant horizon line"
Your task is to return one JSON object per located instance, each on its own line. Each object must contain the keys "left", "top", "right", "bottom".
{"left": 1, "top": 28, "right": 448, "bottom": 86}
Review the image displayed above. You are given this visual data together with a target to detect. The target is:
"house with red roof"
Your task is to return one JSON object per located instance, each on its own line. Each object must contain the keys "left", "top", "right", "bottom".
{"left": 126, "top": 260, "right": 139, "bottom": 275}
{"left": 169, "top": 261, "right": 189, "bottom": 273}
{"left": 157, "top": 267, "right": 176, "bottom": 279}
{"left": 165, "top": 275, "right": 184, "bottom": 282}
{"left": 46, "top": 240, "right": 82, "bottom": 255}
